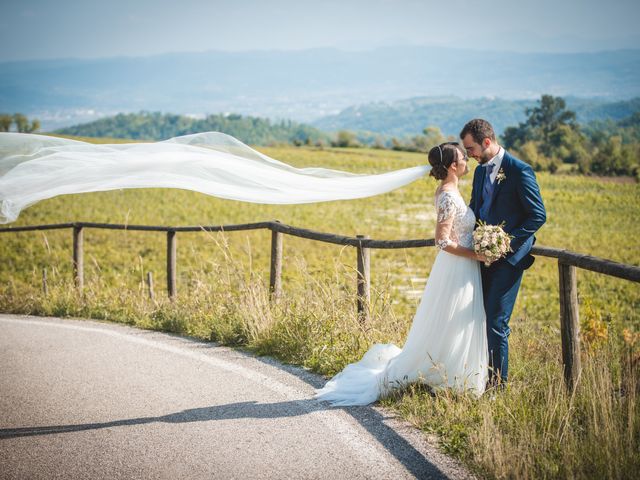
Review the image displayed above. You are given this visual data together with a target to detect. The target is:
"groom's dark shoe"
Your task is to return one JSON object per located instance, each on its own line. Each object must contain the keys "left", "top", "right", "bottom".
{"left": 485, "top": 373, "right": 507, "bottom": 393}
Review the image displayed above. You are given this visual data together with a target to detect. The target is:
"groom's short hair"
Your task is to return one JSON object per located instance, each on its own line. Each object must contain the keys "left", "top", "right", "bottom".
{"left": 460, "top": 119, "right": 496, "bottom": 144}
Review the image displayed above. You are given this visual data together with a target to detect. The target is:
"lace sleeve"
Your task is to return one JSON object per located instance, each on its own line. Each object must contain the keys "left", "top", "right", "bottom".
{"left": 435, "top": 192, "right": 456, "bottom": 250}
{"left": 436, "top": 192, "right": 456, "bottom": 222}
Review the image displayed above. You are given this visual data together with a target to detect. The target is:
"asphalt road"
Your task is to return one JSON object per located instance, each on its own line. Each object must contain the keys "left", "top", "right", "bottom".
{"left": 0, "top": 314, "right": 474, "bottom": 479}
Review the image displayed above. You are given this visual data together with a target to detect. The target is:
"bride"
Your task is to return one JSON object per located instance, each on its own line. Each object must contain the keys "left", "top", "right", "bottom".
{"left": 315, "top": 142, "right": 489, "bottom": 406}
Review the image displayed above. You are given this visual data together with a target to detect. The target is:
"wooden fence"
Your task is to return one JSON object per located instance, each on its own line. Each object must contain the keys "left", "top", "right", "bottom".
{"left": 2, "top": 220, "right": 639, "bottom": 390}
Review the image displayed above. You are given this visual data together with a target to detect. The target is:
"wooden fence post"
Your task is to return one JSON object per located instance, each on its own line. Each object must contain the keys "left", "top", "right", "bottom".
{"left": 269, "top": 221, "right": 283, "bottom": 300}
{"left": 558, "top": 260, "right": 581, "bottom": 390}
{"left": 147, "top": 271, "right": 155, "bottom": 301}
{"left": 167, "top": 230, "right": 176, "bottom": 300}
{"left": 356, "top": 234, "right": 371, "bottom": 324}
{"left": 73, "top": 225, "right": 84, "bottom": 290}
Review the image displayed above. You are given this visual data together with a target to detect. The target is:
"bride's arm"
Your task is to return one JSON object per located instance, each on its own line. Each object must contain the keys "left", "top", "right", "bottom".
{"left": 435, "top": 218, "right": 481, "bottom": 260}
{"left": 435, "top": 195, "right": 485, "bottom": 261}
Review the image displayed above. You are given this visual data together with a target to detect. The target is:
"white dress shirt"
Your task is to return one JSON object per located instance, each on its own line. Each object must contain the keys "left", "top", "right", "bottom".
{"left": 484, "top": 147, "right": 505, "bottom": 184}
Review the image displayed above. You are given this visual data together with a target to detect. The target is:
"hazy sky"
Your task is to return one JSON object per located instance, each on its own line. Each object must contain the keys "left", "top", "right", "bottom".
{"left": 1, "top": 0, "right": 639, "bottom": 61}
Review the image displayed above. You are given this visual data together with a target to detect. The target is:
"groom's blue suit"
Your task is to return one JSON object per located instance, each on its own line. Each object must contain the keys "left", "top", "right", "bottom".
{"left": 470, "top": 150, "right": 546, "bottom": 384}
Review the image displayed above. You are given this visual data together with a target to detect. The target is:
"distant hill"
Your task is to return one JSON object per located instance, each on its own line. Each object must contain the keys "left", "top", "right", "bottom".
{"left": 52, "top": 96, "right": 640, "bottom": 147}
{"left": 312, "top": 96, "right": 640, "bottom": 137}
{"left": 54, "top": 111, "right": 329, "bottom": 145}
{"left": 2, "top": 46, "right": 639, "bottom": 130}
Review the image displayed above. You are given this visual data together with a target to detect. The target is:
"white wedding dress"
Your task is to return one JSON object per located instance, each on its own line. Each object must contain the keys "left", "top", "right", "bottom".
{"left": 315, "top": 190, "right": 488, "bottom": 405}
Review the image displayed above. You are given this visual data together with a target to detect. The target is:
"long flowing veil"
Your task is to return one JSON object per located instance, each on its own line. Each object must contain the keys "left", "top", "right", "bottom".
{"left": 0, "top": 132, "right": 431, "bottom": 224}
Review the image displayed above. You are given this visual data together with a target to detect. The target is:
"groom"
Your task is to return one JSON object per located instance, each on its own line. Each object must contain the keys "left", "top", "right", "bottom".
{"left": 460, "top": 119, "right": 546, "bottom": 387}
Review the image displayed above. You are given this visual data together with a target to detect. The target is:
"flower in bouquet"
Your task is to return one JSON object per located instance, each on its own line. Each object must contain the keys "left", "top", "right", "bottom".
{"left": 473, "top": 221, "right": 513, "bottom": 266}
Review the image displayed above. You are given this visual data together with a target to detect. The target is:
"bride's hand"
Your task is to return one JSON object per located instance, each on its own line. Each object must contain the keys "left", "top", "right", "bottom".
{"left": 476, "top": 252, "right": 490, "bottom": 263}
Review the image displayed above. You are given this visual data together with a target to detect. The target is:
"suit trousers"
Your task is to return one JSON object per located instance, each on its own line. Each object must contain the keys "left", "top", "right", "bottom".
{"left": 481, "top": 259, "right": 524, "bottom": 383}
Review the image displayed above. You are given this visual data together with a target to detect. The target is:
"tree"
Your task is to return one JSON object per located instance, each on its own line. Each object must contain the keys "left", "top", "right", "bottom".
{"left": 618, "top": 111, "right": 640, "bottom": 129}
{"left": 502, "top": 125, "right": 527, "bottom": 151}
{"left": 547, "top": 125, "right": 589, "bottom": 165}
{"left": 333, "top": 130, "right": 359, "bottom": 148}
{"left": 517, "top": 141, "right": 545, "bottom": 171}
{"left": 526, "top": 96, "right": 576, "bottom": 140}
{"left": 0, "top": 114, "right": 12, "bottom": 132}
{"left": 372, "top": 135, "right": 386, "bottom": 149}
{"left": 12, "top": 113, "right": 40, "bottom": 133}
{"left": 422, "top": 126, "right": 446, "bottom": 149}
{"left": 502, "top": 95, "right": 590, "bottom": 173}
{"left": 13, "top": 113, "right": 29, "bottom": 132}
{"left": 386, "top": 126, "right": 447, "bottom": 153}
{"left": 502, "top": 95, "right": 579, "bottom": 154}
{"left": 590, "top": 136, "right": 637, "bottom": 176}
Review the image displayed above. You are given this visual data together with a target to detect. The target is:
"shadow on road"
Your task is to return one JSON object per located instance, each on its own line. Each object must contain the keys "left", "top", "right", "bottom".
{"left": 1, "top": 398, "right": 447, "bottom": 479}
{"left": 0, "top": 325, "right": 452, "bottom": 479}
{"left": 253, "top": 354, "right": 451, "bottom": 479}
{"left": 0, "top": 400, "right": 321, "bottom": 439}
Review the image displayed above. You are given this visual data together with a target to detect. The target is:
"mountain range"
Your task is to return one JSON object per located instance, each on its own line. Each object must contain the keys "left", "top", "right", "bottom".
{"left": 1, "top": 46, "right": 639, "bottom": 131}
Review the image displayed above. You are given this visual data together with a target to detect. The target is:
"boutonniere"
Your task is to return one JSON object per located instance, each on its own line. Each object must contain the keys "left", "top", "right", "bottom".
{"left": 496, "top": 168, "right": 507, "bottom": 184}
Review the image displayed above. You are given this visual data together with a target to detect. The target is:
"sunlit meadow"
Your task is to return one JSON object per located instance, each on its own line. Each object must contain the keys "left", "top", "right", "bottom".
{"left": 1, "top": 139, "right": 638, "bottom": 479}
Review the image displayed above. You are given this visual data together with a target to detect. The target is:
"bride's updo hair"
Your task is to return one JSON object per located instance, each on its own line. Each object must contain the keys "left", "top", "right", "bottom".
{"left": 428, "top": 142, "right": 464, "bottom": 181}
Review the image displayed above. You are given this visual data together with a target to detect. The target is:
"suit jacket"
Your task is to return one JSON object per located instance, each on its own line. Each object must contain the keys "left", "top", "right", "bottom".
{"left": 470, "top": 150, "right": 547, "bottom": 269}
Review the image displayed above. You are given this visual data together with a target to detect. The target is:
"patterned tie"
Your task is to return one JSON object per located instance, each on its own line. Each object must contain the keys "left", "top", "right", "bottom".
{"left": 479, "top": 163, "right": 495, "bottom": 220}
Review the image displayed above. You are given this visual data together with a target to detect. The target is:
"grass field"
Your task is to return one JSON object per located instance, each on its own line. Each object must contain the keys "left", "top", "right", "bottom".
{"left": 1, "top": 139, "right": 638, "bottom": 479}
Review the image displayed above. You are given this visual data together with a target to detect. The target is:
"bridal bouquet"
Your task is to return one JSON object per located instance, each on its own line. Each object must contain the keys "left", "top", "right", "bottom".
{"left": 473, "top": 221, "right": 513, "bottom": 266}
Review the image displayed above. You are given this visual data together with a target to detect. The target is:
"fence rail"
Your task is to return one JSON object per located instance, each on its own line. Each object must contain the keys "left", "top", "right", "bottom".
{"left": 2, "top": 220, "right": 639, "bottom": 390}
